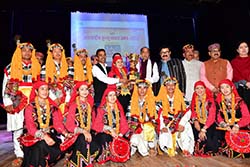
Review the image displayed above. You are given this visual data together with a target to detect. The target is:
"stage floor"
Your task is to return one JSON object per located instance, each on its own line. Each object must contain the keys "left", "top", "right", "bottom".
{"left": 1, "top": 125, "right": 250, "bottom": 167}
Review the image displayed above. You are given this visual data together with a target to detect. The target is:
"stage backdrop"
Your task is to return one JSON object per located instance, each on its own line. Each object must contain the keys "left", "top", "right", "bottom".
{"left": 71, "top": 12, "right": 149, "bottom": 65}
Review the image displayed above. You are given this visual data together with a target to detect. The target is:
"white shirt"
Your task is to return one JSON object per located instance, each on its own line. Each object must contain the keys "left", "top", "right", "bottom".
{"left": 182, "top": 59, "right": 202, "bottom": 102}
{"left": 136, "top": 58, "right": 159, "bottom": 84}
{"left": 92, "top": 63, "right": 119, "bottom": 84}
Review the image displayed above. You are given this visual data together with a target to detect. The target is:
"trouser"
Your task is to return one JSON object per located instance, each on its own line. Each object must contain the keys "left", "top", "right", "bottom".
{"left": 13, "top": 128, "right": 24, "bottom": 158}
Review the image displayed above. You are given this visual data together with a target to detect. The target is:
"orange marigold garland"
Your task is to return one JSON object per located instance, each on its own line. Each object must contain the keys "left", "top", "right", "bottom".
{"left": 195, "top": 94, "right": 207, "bottom": 124}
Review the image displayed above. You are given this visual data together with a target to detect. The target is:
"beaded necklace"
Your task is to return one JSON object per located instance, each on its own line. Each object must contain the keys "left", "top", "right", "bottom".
{"left": 76, "top": 96, "right": 91, "bottom": 131}
{"left": 35, "top": 97, "right": 50, "bottom": 129}
{"left": 107, "top": 103, "right": 120, "bottom": 134}
{"left": 221, "top": 94, "right": 235, "bottom": 125}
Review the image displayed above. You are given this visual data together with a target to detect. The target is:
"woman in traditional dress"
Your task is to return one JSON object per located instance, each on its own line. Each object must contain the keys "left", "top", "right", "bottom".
{"left": 92, "top": 85, "right": 129, "bottom": 164}
{"left": 108, "top": 53, "right": 130, "bottom": 114}
{"left": 65, "top": 81, "right": 99, "bottom": 167}
{"left": 22, "top": 81, "right": 70, "bottom": 167}
{"left": 216, "top": 79, "right": 250, "bottom": 158}
{"left": 190, "top": 81, "right": 219, "bottom": 156}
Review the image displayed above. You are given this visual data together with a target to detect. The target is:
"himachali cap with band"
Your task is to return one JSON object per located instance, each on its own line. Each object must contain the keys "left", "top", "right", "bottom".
{"left": 135, "top": 79, "right": 150, "bottom": 88}
{"left": 163, "top": 77, "right": 178, "bottom": 85}
{"left": 182, "top": 44, "right": 194, "bottom": 53}
{"left": 208, "top": 43, "right": 220, "bottom": 51}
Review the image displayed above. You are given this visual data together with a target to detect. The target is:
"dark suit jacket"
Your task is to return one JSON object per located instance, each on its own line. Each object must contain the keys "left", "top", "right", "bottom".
{"left": 155, "top": 58, "right": 186, "bottom": 95}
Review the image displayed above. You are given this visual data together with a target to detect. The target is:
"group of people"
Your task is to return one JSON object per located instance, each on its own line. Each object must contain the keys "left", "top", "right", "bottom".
{"left": 2, "top": 39, "right": 250, "bottom": 167}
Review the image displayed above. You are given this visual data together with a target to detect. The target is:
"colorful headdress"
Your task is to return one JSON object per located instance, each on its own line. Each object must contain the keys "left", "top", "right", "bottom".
{"left": 72, "top": 44, "right": 93, "bottom": 84}
{"left": 111, "top": 54, "right": 128, "bottom": 78}
{"left": 29, "top": 81, "right": 48, "bottom": 102}
{"left": 66, "top": 57, "right": 73, "bottom": 62}
{"left": 190, "top": 81, "right": 213, "bottom": 115}
{"left": 130, "top": 79, "right": 156, "bottom": 118}
{"left": 208, "top": 43, "right": 220, "bottom": 51}
{"left": 163, "top": 77, "right": 178, "bottom": 85}
{"left": 99, "top": 84, "right": 123, "bottom": 109}
{"left": 44, "top": 40, "right": 68, "bottom": 83}
{"left": 216, "top": 79, "right": 240, "bottom": 104}
{"left": 10, "top": 36, "right": 41, "bottom": 81}
{"left": 156, "top": 77, "right": 186, "bottom": 117}
{"left": 68, "top": 81, "right": 93, "bottom": 107}
{"left": 182, "top": 44, "right": 194, "bottom": 53}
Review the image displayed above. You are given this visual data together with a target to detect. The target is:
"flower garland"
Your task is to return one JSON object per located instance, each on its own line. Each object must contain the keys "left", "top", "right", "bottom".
{"left": 107, "top": 103, "right": 120, "bottom": 134}
{"left": 195, "top": 94, "right": 207, "bottom": 124}
{"left": 221, "top": 94, "right": 235, "bottom": 125}
{"left": 76, "top": 96, "right": 91, "bottom": 131}
{"left": 35, "top": 97, "right": 50, "bottom": 129}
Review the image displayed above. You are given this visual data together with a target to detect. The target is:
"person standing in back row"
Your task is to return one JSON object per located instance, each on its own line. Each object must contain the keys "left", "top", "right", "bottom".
{"left": 156, "top": 46, "right": 186, "bottom": 95}
{"left": 136, "top": 47, "right": 159, "bottom": 95}
{"left": 92, "top": 49, "right": 127, "bottom": 107}
{"left": 200, "top": 43, "right": 233, "bottom": 96}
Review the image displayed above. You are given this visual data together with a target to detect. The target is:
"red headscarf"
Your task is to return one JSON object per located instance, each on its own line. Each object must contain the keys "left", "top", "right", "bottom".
{"left": 191, "top": 81, "right": 213, "bottom": 113}
{"left": 68, "top": 81, "right": 94, "bottom": 107}
{"left": 110, "top": 54, "right": 127, "bottom": 78}
{"left": 216, "top": 79, "right": 240, "bottom": 104}
{"left": 99, "top": 84, "right": 123, "bottom": 110}
{"left": 29, "top": 81, "right": 48, "bottom": 102}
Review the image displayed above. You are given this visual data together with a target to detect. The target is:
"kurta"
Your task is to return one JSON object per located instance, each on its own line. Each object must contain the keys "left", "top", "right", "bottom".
{"left": 126, "top": 99, "right": 157, "bottom": 157}
{"left": 200, "top": 58, "right": 233, "bottom": 91}
{"left": 2, "top": 62, "right": 33, "bottom": 131}
{"left": 157, "top": 96, "right": 194, "bottom": 156}
{"left": 40, "top": 61, "right": 74, "bottom": 105}
{"left": 136, "top": 58, "right": 159, "bottom": 84}
{"left": 2, "top": 62, "right": 36, "bottom": 158}
{"left": 182, "top": 59, "right": 202, "bottom": 102}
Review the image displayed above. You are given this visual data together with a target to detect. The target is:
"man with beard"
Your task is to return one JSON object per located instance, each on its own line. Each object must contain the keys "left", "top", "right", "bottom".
{"left": 200, "top": 43, "right": 233, "bottom": 96}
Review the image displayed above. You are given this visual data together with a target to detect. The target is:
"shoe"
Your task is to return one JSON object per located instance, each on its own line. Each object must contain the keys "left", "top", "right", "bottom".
{"left": 11, "top": 157, "right": 23, "bottom": 167}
